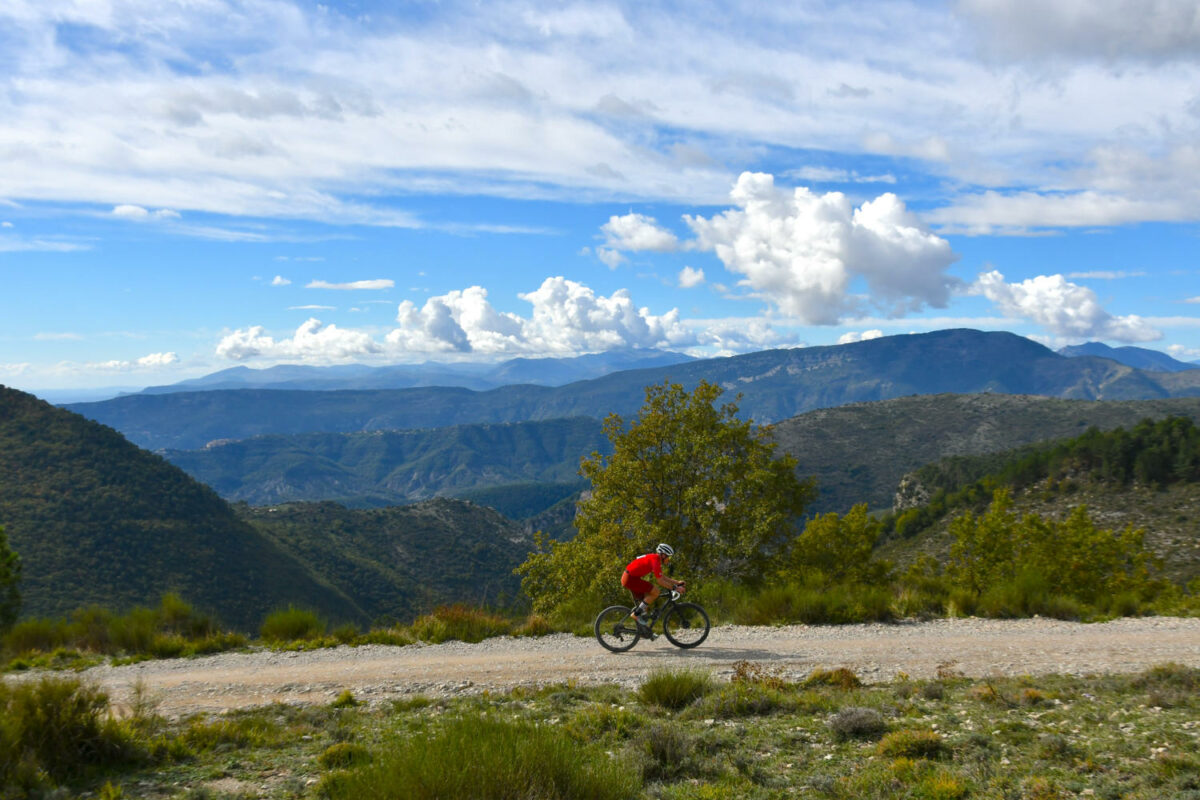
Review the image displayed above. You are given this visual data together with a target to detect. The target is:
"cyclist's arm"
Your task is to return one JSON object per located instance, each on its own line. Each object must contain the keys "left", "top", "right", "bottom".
{"left": 654, "top": 575, "right": 683, "bottom": 590}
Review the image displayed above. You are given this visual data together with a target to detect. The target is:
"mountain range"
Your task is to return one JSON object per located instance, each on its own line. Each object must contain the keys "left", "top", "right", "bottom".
{"left": 65, "top": 329, "right": 1200, "bottom": 452}
{"left": 140, "top": 348, "right": 696, "bottom": 394}
{"left": 1057, "top": 341, "right": 1198, "bottom": 373}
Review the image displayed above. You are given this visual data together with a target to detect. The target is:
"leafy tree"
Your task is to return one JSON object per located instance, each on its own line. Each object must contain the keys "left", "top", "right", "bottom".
{"left": 782, "top": 504, "right": 892, "bottom": 586}
{"left": 518, "top": 380, "right": 815, "bottom": 615}
{"left": 0, "top": 524, "right": 20, "bottom": 632}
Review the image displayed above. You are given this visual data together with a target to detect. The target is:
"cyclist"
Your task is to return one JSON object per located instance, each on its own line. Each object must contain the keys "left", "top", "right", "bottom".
{"left": 623, "top": 543, "right": 686, "bottom": 630}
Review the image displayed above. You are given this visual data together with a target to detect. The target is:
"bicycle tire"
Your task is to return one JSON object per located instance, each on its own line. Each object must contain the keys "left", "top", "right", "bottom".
{"left": 594, "top": 605, "right": 642, "bottom": 652}
{"left": 662, "top": 602, "right": 710, "bottom": 649}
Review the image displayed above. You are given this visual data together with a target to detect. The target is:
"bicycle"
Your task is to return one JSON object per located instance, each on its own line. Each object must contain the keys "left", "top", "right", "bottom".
{"left": 594, "top": 589, "right": 710, "bottom": 652}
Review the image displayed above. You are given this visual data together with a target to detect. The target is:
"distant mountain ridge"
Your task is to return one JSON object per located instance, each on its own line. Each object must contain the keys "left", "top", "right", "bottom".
{"left": 1057, "top": 341, "right": 1198, "bottom": 373}
{"left": 140, "top": 348, "right": 696, "bottom": 394}
{"left": 66, "top": 329, "right": 1200, "bottom": 451}
{"left": 165, "top": 418, "right": 608, "bottom": 507}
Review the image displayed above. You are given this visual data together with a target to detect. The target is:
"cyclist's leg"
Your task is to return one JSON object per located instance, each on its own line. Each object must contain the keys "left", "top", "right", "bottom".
{"left": 621, "top": 573, "right": 655, "bottom": 619}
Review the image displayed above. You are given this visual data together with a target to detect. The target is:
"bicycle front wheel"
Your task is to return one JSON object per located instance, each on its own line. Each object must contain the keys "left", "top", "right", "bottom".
{"left": 594, "top": 605, "right": 642, "bottom": 652}
{"left": 662, "top": 602, "right": 710, "bottom": 649}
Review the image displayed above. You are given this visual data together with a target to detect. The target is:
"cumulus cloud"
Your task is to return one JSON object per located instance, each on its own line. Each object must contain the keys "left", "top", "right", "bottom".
{"left": 306, "top": 279, "right": 395, "bottom": 290}
{"left": 386, "top": 278, "right": 692, "bottom": 356}
{"left": 91, "top": 352, "right": 180, "bottom": 371}
{"left": 601, "top": 213, "right": 680, "bottom": 252}
{"left": 216, "top": 319, "right": 382, "bottom": 361}
{"left": 685, "top": 172, "right": 960, "bottom": 325}
{"left": 271, "top": 275, "right": 291, "bottom": 286}
{"left": 837, "top": 329, "right": 885, "bottom": 344}
{"left": 678, "top": 266, "right": 705, "bottom": 288}
{"left": 973, "top": 270, "right": 1161, "bottom": 342}
{"left": 218, "top": 278, "right": 700, "bottom": 363}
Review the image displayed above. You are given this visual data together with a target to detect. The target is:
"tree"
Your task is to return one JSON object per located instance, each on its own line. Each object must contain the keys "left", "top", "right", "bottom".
{"left": 0, "top": 525, "right": 20, "bottom": 632}
{"left": 518, "top": 380, "right": 815, "bottom": 616}
{"left": 783, "top": 504, "right": 892, "bottom": 587}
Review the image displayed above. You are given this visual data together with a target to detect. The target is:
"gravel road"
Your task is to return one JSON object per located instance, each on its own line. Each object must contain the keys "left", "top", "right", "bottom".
{"left": 22, "top": 616, "right": 1200, "bottom": 718}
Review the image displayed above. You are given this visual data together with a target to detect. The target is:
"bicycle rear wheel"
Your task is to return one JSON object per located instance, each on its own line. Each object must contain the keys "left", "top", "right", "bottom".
{"left": 662, "top": 602, "right": 710, "bottom": 649}
{"left": 594, "top": 605, "right": 642, "bottom": 652}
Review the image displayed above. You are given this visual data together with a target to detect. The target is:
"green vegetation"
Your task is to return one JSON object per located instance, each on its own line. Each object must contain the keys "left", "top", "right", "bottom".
{"left": 0, "top": 387, "right": 362, "bottom": 629}
{"left": 166, "top": 419, "right": 607, "bottom": 509}
{"left": 886, "top": 416, "right": 1200, "bottom": 540}
{"left": 10, "top": 664, "right": 1198, "bottom": 799}
{"left": 2, "top": 594, "right": 247, "bottom": 670}
{"left": 0, "top": 525, "right": 19, "bottom": 633}
{"left": 519, "top": 380, "right": 815, "bottom": 624}
{"left": 240, "top": 498, "right": 534, "bottom": 625}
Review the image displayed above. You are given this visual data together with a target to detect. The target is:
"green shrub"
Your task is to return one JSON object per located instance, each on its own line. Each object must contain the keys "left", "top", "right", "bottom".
{"left": 260, "top": 606, "right": 326, "bottom": 643}
{"left": 691, "top": 682, "right": 789, "bottom": 718}
{"left": 3, "top": 617, "right": 71, "bottom": 655}
{"left": 331, "top": 690, "right": 360, "bottom": 709}
{"left": 0, "top": 676, "right": 143, "bottom": 787}
{"left": 737, "top": 581, "right": 894, "bottom": 625}
{"left": 319, "top": 716, "right": 639, "bottom": 800}
{"left": 319, "top": 742, "right": 371, "bottom": 769}
{"left": 635, "top": 721, "right": 694, "bottom": 783}
{"left": 877, "top": 729, "right": 947, "bottom": 760}
{"left": 408, "top": 605, "right": 512, "bottom": 644}
{"left": 803, "top": 667, "right": 862, "bottom": 690}
{"left": 637, "top": 668, "right": 714, "bottom": 710}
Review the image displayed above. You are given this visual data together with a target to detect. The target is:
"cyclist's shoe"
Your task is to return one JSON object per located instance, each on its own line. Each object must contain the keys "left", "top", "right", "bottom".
{"left": 635, "top": 621, "right": 655, "bottom": 639}
{"left": 634, "top": 612, "right": 650, "bottom": 627}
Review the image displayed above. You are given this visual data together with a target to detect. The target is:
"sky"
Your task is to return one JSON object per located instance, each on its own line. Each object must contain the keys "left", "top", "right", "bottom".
{"left": 3, "top": 0, "right": 1200, "bottom": 397}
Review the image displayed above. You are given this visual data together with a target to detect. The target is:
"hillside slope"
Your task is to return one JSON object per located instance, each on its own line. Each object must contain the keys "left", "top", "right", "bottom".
{"left": 771, "top": 394, "right": 1200, "bottom": 513}
{"left": 166, "top": 417, "right": 608, "bottom": 507}
{"left": 239, "top": 498, "right": 534, "bottom": 622}
{"left": 66, "top": 329, "right": 1200, "bottom": 451}
{"left": 0, "top": 386, "right": 364, "bottom": 629}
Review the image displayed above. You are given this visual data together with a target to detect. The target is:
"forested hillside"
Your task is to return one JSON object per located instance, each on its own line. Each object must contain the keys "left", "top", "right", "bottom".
{"left": 878, "top": 416, "right": 1200, "bottom": 583}
{"left": 239, "top": 498, "right": 534, "bottom": 622}
{"left": 165, "top": 418, "right": 608, "bottom": 507}
{"left": 0, "top": 386, "right": 362, "bottom": 629}
{"left": 771, "top": 394, "right": 1200, "bottom": 513}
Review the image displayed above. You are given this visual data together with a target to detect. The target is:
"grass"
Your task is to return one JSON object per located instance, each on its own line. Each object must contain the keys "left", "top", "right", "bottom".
{"left": 4, "top": 663, "right": 1199, "bottom": 799}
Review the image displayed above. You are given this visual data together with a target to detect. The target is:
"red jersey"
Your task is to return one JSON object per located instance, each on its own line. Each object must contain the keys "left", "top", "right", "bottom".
{"left": 625, "top": 552, "right": 664, "bottom": 580}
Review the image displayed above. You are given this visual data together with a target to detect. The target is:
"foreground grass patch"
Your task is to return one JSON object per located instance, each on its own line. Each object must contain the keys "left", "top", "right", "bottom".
{"left": 319, "top": 716, "right": 640, "bottom": 800}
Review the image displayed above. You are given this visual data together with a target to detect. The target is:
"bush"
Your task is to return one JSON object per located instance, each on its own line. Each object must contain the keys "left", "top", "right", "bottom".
{"left": 637, "top": 668, "right": 714, "bottom": 710}
{"left": 408, "top": 605, "right": 512, "bottom": 644}
{"left": 691, "top": 682, "right": 790, "bottom": 718}
{"left": 803, "top": 667, "right": 862, "bottom": 691}
{"left": 260, "top": 606, "right": 325, "bottom": 643}
{"left": 319, "top": 742, "right": 371, "bottom": 769}
{"left": 0, "top": 676, "right": 143, "bottom": 788}
{"left": 319, "top": 716, "right": 639, "bottom": 800}
{"left": 829, "top": 707, "right": 888, "bottom": 741}
{"left": 877, "top": 729, "right": 947, "bottom": 760}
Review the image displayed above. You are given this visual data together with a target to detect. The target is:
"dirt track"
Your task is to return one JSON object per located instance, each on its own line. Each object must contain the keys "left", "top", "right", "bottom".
{"left": 27, "top": 616, "right": 1200, "bottom": 718}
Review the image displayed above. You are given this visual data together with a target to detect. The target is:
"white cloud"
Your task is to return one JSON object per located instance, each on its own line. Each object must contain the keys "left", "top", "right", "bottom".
{"left": 928, "top": 190, "right": 1186, "bottom": 234}
{"left": 973, "top": 269, "right": 1161, "bottom": 342}
{"left": 111, "top": 205, "right": 180, "bottom": 221}
{"left": 1168, "top": 344, "right": 1200, "bottom": 360}
{"left": 0, "top": 363, "right": 31, "bottom": 376}
{"left": 271, "top": 275, "right": 292, "bottom": 286}
{"left": 217, "top": 318, "right": 381, "bottom": 361}
{"left": 90, "top": 352, "right": 180, "bottom": 371}
{"left": 34, "top": 332, "right": 84, "bottom": 341}
{"left": 289, "top": 305, "right": 335, "bottom": 310}
{"left": 678, "top": 266, "right": 705, "bottom": 288}
{"left": 1186, "top": 297, "right": 1200, "bottom": 304}
{"left": 784, "top": 167, "right": 897, "bottom": 184}
{"left": 594, "top": 247, "right": 626, "bottom": 269}
{"left": 837, "top": 329, "right": 885, "bottom": 344}
{"left": 958, "top": 0, "right": 1200, "bottom": 62}
{"left": 386, "top": 278, "right": 692, "bottom": 356}
{"left": 0, "top": 236, "right": 89, "bottom": 253}
{"left": 685, "top": 172, "right": 960, "bottom": 325}
{"left": 306, "top": 279, "right": 395, "bottom": 290}
{"left": 600, "top": 213, "right": 679, "bottom": 253}
{"left": 1066, "top": 270, "right": 1147, "bottom": 280}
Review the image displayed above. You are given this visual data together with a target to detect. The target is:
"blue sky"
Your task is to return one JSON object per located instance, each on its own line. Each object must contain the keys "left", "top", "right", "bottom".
{"left": 3, "top": 0, "right": 1199, "bottom": 396}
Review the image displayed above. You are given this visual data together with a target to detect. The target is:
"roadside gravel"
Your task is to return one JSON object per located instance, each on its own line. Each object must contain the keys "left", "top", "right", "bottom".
{"left": 15, "top": 616, "right": 1200, "bottom": 718}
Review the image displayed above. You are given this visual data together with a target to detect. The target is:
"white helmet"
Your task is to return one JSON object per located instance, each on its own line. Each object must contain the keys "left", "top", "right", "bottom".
{"left": 655, "top": 543, "right": 675, "bottom": 557}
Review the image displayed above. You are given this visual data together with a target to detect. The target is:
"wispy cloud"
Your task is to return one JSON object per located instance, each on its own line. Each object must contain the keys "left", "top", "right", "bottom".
{"left": 306, "top": 279, "right": 395, "bottom": 291}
